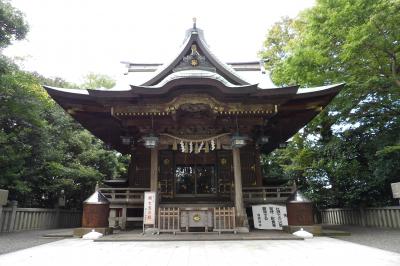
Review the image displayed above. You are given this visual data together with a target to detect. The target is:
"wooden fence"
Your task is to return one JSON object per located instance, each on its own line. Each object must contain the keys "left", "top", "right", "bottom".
{"left": 321, "top": 207, "right": 400, "bottom": 229}
{"left": 214, "top": 207, "right": 236, "bottom": 234}
{"left": 0, "top": 201, "right": 82, "bottom": 233}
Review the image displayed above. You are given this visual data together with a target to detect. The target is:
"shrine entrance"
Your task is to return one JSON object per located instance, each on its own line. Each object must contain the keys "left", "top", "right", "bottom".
{"left": 175, "top": 164, "right": 216, "bottom": 195}
{"left": 158, "top": 150, "right": 233, "bottom": 201}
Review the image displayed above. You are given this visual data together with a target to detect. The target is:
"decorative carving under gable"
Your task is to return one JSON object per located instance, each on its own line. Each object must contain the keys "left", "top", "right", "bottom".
{"left": 173, "top": 44, "right": 216, "bottom": 72}
{"left": 112, "top": 94, "right": 277, "bottom": 117}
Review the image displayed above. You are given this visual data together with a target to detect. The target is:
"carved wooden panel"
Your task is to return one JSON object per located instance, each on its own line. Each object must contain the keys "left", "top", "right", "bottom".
{"left": 159, "top": 150, "right": 174, "bottom": 197}
{"left": 216, "top": 150, "right": 233, "bottom": 196}
{"left": 129, "top": 147, "right": 150, "bottom": 188}
{"left": 240, "top": 147, "right": 257, "bottom": 187}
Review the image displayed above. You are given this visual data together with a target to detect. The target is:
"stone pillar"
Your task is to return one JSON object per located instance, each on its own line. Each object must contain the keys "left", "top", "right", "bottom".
{"left": 232, "top": 147, "right": 248, "bottom": 231}
{"left": 150, "top": 148, "right": 158, "bottom": 192}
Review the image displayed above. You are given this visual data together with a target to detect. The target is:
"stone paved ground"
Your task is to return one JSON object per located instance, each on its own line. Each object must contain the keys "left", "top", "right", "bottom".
{"left": 0, "top": 237, "right": 399, "bottom": 266}
{"left": 0, "top": 229, "right": 73, "bottom": 255}
{"left": 324, "top": 225, "right": 400, "bottom": 254}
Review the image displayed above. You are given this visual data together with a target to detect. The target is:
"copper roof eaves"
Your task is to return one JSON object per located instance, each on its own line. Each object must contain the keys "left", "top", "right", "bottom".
{"left": 294, "top": 83, "right": 345, "bottom": 99}
{"left": 129, "top": 78, "right": 259, "bottom": 96}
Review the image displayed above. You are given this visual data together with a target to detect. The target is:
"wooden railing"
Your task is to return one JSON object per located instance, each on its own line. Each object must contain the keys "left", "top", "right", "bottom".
{"left": 158, "top": 207, "right": 180, "bottom": 234}
{"left": 99, "top": 188, "right": 149, "bottom": 205}
{"left": 157, "top": 207, "right": 236, "bottom": 234}
{"left": 100, "top": 186, "right": 294, "bottom": 205}
{"left": 214, "top": 207, "right": 236, "bottom": 234}
{"left": 242, "top": 186, "right": 295, "bottom": 204}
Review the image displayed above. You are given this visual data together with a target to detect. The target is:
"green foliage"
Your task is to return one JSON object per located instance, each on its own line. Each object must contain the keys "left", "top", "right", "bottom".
{"left": 0, "top": 65, "right": 129, "bottom": 207}
{"left": 0, "top": 1, "right": 128, "bottom": 208}
{"left": 261, "top": 0, "right": 400, "bottom": 208}
{"left": 81, "top": 73, "right": 116, "bottom": 89}
{"left": 0, "top": 0, "right": 29, "bottom": 49}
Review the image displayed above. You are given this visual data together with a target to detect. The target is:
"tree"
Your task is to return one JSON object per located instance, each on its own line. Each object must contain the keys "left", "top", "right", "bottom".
{"left": 260, "top": 0, "right": 400, "bottom": 207}
{"left": 0, "top": 0, "right": 29, "bottom": 49}
{"left": 81, "top": 73, "right": 116, "bottom": 89}
{"left": 0, "top": 1, "right": 128, "bottom": 208}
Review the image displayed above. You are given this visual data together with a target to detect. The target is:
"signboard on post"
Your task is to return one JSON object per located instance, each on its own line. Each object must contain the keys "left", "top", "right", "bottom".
{"left": 391, "top": 182, "right": 400, "bottom": 199}
{"left": 252, "top": 204, "right": 288, "bottom": 230}
{"left": 143, "top": 191, "right": 157, "bottom": 228}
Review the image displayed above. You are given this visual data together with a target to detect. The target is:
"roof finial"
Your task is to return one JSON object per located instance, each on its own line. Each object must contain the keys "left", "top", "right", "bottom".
{"left": 192, "top": 17, "right": 197, "bottom": 29}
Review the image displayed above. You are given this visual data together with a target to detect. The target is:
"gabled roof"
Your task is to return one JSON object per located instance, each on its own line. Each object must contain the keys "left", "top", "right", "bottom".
{"left": 141, "top": 23, "right": 250, "bottom": 86}
{"left": 42, "top": 20, "right": 345, "bottom": 155}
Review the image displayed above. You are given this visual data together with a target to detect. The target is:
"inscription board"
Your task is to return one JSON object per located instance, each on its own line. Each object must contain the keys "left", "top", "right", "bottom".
{"left": 0, "top": 189, "right": 8, "bottom": 206}
{"left": 252, "top": 204, "right": 288, "bottom": 230}
{"left": 143, "top": 192, "right": 157, "bottom": 225}
{"left": 391, "top": 182, "right": 400, "bottom": 199}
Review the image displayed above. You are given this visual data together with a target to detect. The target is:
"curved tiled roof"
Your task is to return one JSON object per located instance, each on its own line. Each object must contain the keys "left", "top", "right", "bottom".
{"left": 141, "top": 27, "right": 249, "bottom": 86}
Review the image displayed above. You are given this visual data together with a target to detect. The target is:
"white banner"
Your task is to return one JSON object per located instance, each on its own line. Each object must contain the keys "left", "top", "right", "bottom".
{"left": 391, "top": 182, "right": 400, "bottom": 199}
{"left": 252, "top": 204, "right": 288, "bottom": 230}
{"left": 143, "top": 192, "right": 157, "bottom": 225}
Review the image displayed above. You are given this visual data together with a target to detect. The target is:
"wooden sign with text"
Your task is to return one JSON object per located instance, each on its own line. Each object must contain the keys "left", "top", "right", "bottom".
{"left": 143, "top": 192, "right": 157, "bottom": 225}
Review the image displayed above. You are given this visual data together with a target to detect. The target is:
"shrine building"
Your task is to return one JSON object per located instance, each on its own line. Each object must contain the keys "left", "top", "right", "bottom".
{"left": 44, "top": 20, "right": 343, "bottom": 233}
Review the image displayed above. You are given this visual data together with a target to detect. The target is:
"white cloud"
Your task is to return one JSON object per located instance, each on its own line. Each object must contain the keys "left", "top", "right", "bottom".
{"left": 4, "top": 0, "right": 314, "bottom": 84}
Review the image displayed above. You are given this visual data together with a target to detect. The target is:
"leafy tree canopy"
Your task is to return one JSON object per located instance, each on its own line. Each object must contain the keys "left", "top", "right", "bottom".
{"left": 0, "top": 1, "right": 128, "bottom": 208}
{"left": 260, "top": 0, "right": 400, "bottom": 208}
{"left": 81, "top": 72, "right": 116, "bottom": 89}
{"left": 0, "top": 0, "right": 28, "bottom": 49}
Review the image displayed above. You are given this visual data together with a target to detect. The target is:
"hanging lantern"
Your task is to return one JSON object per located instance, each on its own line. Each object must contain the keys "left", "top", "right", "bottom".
{"left": 142, "top": 133, "right": 159, "bottom": 149}
{"left": 231, "top": 133, "right": 247, "bottom": 148}
{"left": 121, "top": 135, "right": 133, "bottom": 146}
{"left": 258, "top": 136, "right": 269, "bottom": 144}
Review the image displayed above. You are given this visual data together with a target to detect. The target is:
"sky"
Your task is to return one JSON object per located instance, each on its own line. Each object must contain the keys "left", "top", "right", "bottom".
{"left": 4, "top": 0, "right": 315, "bottom": 85}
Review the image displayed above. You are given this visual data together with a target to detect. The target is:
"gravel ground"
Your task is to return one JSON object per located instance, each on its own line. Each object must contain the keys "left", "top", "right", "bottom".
{"left": 325, "top": 225, "right": 400, "bottom": 254}
{"left": 0, "top": 229, "right": 73, "bottom": 255}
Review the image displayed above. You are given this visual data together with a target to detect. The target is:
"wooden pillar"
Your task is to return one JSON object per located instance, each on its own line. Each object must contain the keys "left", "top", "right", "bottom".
{"left": 232, "top": 147, "right": 247, "bottom": 228}
{"left": 150, "top": 148, "right": 158, "bottom": 192}
{"left": 121, "top": 207, "right": 127, "bottom": 230}
{"left": 255, "top": 147, "right": 263, "bottom": 186}
{"left": 127, "top": 152, "right": 135, "bottom": 187}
